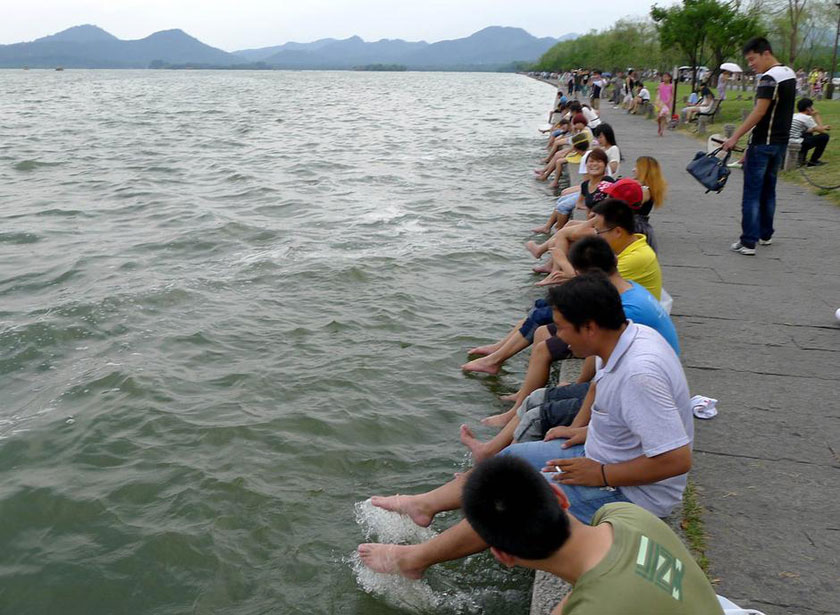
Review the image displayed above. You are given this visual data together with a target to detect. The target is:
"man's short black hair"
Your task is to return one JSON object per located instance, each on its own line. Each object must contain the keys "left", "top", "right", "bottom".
{"left": 797, "top": 97, "right": 814, "bottom": 112}
{"left": 591, "top": 198, "right": 636, "bottom": 234}
{"left": 568, "top": 101, "right": 583, "bottom": 112}
{"left": 743, "top": 36, "right": 772, "bottom": 56}
{"left": 547, "top": 272, "right": 626, "bottom": 331}
{"left": 568, "top": 236, "right": 618, "bottom": 275}
{"left": 463, "top": 457, "right": 571, "bottom": 560}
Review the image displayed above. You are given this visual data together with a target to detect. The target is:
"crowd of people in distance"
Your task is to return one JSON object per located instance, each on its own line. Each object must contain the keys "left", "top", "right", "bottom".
{"left": 357, "top": 37, "right": 804, "bottom": 614}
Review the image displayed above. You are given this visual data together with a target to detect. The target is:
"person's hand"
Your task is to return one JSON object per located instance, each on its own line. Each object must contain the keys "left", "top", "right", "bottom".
{"left": 543, "top": 426, "right": 587, "bottom": 448}
{"left": 542, "top": 457, "right": 605, "bottom": 486}
{"left": 721, "top": 136, "right": 738, "bottom": 151}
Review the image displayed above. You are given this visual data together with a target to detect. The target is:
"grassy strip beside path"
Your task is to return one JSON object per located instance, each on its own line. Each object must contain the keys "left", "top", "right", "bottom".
{"left": 642, "top": 82, "right": 840, "bottom": 206}
{"left": 681, "top": 480, "right": 710, "bottom": 576}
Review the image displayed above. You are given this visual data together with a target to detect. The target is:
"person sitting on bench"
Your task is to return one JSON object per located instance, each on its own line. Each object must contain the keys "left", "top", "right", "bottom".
{"left": 790, "top": 97, "right": 831, "bottom": 167}
{"left": 682, "top": 82, "right": 714, "bottom": 123}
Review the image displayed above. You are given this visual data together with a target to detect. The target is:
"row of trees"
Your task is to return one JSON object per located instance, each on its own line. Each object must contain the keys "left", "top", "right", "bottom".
{"left": 533, "top": 0, "right": 838, "bottom": 82}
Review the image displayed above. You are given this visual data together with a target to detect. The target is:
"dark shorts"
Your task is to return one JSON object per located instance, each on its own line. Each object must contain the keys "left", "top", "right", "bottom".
{"left": 545, "top": 323, "right": 572, "bottom": 360}
{"left": 518, "top": 299, "right": 554, "bottom": 342}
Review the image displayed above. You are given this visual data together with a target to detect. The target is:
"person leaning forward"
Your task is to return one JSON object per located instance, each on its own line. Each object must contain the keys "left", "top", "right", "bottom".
{"left": 463, "top": 456, "right": 724, "bottom": 615}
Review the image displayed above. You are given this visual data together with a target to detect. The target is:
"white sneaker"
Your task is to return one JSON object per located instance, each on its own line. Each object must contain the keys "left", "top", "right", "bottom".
{"left": 758, "top": 238, "right": 773, "bottom": 246}
{"left": 727, "top": 161, "right": 743, "bottom": 168}
{"left": 730, "top": 241, "right": 756, "bottom": 255}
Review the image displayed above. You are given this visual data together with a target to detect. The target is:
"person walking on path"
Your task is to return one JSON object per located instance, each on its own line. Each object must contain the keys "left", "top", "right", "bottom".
{"left": 722, "top": 37, "right": 796, "bottom": 256}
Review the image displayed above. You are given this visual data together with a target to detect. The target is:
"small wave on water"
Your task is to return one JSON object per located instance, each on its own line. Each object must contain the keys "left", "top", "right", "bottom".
{"left": 12, "top": 159, "right": 63, "bottom": 171}
{"left": 0, "top": 68, "right": 550, "bottom": 614}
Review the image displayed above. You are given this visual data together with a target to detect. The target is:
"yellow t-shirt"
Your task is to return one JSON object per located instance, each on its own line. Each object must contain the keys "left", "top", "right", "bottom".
{"left": 617, "top": 234, "right": 662, "bottom": 300}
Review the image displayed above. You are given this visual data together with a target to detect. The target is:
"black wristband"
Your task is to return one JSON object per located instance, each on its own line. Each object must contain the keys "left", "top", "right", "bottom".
{"left": 601, "top": 464, "right": 609, "bottom": 487}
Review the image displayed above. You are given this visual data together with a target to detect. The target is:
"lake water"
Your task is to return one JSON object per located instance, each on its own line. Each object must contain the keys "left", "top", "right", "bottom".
{"left": 0, "top": 69, "right": 555, "bottom": 614}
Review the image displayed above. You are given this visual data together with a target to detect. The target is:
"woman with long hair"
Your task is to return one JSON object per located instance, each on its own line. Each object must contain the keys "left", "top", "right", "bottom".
{"left": 632, "top": 156, "right": 668, "bottom": 252}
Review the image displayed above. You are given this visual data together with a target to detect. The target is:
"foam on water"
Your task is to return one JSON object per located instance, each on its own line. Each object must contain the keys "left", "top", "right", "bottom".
{"left": 349, "top": 552, "right": 481, "bottom": 614}
{"left": 354, "top": 498, "right": 437, "bottom": 544}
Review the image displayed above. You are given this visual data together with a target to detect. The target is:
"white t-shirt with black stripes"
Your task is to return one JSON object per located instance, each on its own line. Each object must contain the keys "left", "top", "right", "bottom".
{"left": 750, "top": 65, "right": 796, "bottom": 146}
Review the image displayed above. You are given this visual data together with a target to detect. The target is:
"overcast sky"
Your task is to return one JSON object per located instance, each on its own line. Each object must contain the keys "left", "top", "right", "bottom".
{"left": 1, "top": 0, "right": 671, "bottom": 51}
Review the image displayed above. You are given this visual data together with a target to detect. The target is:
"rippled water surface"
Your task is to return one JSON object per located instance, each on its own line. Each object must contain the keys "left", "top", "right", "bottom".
{"left": 0, "top": 69, "right": 555, "bottom": 614}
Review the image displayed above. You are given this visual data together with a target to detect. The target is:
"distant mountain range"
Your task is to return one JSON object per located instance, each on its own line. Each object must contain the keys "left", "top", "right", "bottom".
{"left": 0, "top": 24, "right": 579, "bottom": 70}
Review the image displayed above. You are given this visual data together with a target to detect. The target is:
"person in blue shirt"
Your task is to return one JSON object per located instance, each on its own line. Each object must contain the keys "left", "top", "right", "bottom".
{"left": 460, "top": 235, "right": 680, "bottom": 462}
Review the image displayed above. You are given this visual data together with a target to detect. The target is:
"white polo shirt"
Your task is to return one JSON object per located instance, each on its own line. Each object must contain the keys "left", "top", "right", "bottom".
{"left": 585, "top": 322, "right": 693, "bottom": 517}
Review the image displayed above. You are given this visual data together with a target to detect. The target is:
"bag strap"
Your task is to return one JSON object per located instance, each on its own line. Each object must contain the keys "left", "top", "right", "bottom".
{"left": 708, "top": 147, "right": 732, "bottom": 165}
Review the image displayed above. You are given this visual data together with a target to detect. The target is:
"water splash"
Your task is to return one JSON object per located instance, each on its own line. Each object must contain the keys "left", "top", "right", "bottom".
{"left": 354, "top": 498, "right": 437, "bottom": 544}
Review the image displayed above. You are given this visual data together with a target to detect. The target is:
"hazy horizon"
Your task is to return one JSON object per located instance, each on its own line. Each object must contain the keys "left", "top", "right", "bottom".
{"left": 1, "top": 0, "right": 672, "bottom": 51}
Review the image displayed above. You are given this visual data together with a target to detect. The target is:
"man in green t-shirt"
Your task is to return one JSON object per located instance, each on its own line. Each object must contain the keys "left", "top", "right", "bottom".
{"left": 463, "top": 456, "right": 723, "bottom": 615}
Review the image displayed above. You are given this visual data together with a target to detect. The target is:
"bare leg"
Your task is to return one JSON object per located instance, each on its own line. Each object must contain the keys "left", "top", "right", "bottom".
{"left": 462, "top": 330, "right": 531, "bottom": 374}
{"left": 460, "top": 418, "right": 519, "bottom": 462}
{"left": 508, "top": 334, "right": 554, "bottom": 412}
{"left": 533, "top": 210, "right": 559, "bottom": 234}
{"left": 467, "top": 317, "right": 526, "bottom": 356}
{"left": 370, "top": 472, "right": 468, "bottom": 528}
{"left": 358, "top": 518, "right": 487, "bottom": 579}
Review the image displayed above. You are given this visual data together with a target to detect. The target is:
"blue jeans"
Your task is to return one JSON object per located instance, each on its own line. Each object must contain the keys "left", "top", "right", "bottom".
{"left": 518, "top": 298, "right": 554, "bottom": 342}
{"left": 498, "top": 442, "right": 629, "bottom": 523}
{"left": 740, "top": 143, "right": 786, "bottom": 248}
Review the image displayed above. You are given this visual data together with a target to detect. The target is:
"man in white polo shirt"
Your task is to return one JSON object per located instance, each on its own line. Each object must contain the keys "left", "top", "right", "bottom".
{"left": 358, "top": 274, "right": 693, "bottom": 579}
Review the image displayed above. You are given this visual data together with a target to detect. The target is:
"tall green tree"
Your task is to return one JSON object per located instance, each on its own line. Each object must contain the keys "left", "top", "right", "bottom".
{"left": 651, "top": 0, "right": 724, "bottom": 89}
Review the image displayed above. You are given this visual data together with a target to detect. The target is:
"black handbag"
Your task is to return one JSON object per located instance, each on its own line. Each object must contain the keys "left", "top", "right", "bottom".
{"left": 686, "top": 147, "right": 731, "bottom": 193}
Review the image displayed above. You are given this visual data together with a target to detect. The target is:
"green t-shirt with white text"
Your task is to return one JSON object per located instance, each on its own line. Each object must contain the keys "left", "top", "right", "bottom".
{"left": 563, "top": 503, "right": 723, "bottom": 615}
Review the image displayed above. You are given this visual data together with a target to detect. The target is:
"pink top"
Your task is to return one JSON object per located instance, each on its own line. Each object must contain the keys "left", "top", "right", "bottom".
{"left": 658, "top": 83, "right": 673, "bottom": 106}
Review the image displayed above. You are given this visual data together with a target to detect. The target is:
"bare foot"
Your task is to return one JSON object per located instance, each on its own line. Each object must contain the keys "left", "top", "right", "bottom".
{"left": 459, "top": 425, "right": 493, "bottom": 463}
{"left": 531, "top": 225, "right": 551, "bottom": 234}
{"left": 525, "top": 240, "right": 543, "bottom": 259}
{"left": 370, "top": 494, "right": 433, "bottom": 528}
{"left": 357, "top": 543, "right": 426, "bottom": 579}
{"left": 466, "top": 343, "right": 501, "bottom": 356}
{"left": 535, "top": 271, "right": 570, "bottom": 287}
{"left": 534, "top": 174, "right": 547, "bottom": 182}
{"left": 481, "top": 408, "right": 515, "bottom": 428}
{"left": 499, "top": 392, "right": 518, "bottom": 402}
{"left": 533, "top": 262, "right": 552, "bottom": 273}
{"left": 461, "top": 356, "right": 501, "bottom": 375}
{"left": 548, "top": 181, "right": 559, "bottom": 189}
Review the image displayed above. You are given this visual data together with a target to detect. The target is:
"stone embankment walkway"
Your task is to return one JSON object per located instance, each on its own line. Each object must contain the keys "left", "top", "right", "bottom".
{"left": 529, "top": 84, "right": 840, "bottom": 615}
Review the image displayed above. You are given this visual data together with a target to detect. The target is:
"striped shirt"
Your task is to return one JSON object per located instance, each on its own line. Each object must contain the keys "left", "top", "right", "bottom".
{"left": 789, "top": 112, "right": 816, "bottom": 143}
{"left": 750, "top": 65, "right": 796, "bottom": 145}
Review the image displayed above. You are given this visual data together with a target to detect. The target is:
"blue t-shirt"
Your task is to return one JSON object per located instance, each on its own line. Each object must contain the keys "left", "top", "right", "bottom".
{"left": 621, "top": 281, "right": 680, "bottom": 355}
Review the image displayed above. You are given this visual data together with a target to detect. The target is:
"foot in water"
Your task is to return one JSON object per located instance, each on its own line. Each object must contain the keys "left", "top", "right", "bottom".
{"left": 466, "top": 343, "right": 501, "bottom": 357}
{"left": 461, "top": 356, "right": 501, "bottom": 375}
{"left": 533, "top": 262, "right": 553, "bottom": 274}
{"left": 357, "top": 543, "right": 426, "bottom": 580}
{"left": 459, "top": 424, "right": 493, "bottom": 463}
{"left": 525, "top": 241, "right": 543, "bottom": 259}
{"left": 370, "top": 494, "right": 434, "bottom": 528}
{"left": 531, "top": 225, "right": 551, "bottom": 234}
{"left": 499, "top": 392, "right": 518, "bottom": 402}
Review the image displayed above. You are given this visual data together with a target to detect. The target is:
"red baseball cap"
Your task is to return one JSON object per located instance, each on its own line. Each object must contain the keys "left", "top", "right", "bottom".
{"left": 601, "top": 178, "right": 644, "bottom": 207}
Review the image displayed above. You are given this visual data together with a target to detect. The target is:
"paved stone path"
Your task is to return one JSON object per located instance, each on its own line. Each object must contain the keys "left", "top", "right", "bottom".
{"left": 530, "top": 89, "right": 840, "bottom": 615}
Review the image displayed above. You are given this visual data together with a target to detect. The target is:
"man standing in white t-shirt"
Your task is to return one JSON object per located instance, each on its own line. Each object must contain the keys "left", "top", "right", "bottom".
{"left": 790, "top": 97, "right": 831, "bottom": 167}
